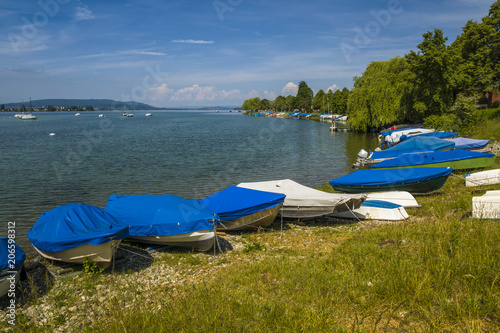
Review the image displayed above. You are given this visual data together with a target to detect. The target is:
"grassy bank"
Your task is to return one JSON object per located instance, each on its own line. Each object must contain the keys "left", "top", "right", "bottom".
{"left": 4, "top": 122, "right": 500, "bottom": 332}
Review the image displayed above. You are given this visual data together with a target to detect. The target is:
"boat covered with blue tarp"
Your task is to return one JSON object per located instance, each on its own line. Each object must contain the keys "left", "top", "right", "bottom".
{"left": 200, "top": 186, "right": 285, "bottom": 230}
{"left": 28, "top": 203, "right": 129, "bottom": 266}
{"left": 446, "top": 137, "right": 489, "bottom": 150}
{"left": 370, "top": 149, "right": 495, "bottom": 170}
{"left": 105, "top": 194, "right": 219, "bottom": 251}
{"left": 406, "top": 131, "right": 458, "bottom": 140}
{"left": 28, "top": 203, "right": 129, "bottom": 253}
{"left": 0, "top": 237, "right": 26, "bottom": 297}
{"left": 0, "top": 237, "right": 25, "bottom": 273}
{"left": 329, "top": 167, "right": 453, "bottom": 194}
{"left": 371, "top": 136, "right": 455, "bottom": 161}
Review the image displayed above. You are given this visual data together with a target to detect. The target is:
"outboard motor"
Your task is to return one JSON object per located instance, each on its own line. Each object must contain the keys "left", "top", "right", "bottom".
{"left": 353, "top": 149, "right": 369, "bottom": 169}
{"left": 357, "top": 149, "right": 369, "bottom": 159}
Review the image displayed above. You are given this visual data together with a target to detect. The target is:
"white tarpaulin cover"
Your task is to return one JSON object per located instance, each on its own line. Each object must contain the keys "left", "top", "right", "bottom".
{"left": 237, "top": 179, "right": 366, "bottom": 207}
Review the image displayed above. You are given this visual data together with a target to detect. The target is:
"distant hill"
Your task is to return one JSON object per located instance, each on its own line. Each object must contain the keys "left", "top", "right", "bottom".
{"left": 2, "top": 99, "right": 161, "bottom": 110}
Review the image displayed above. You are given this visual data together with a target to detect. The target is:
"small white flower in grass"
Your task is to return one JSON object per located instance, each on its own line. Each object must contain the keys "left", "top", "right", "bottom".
{"left": 367, "top": 281, "right": 372, "bottom": 287}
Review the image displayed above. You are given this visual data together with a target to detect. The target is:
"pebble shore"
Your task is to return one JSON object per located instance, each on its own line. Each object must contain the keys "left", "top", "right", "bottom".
{"left": 0, "top": 218, "right": 416, "bottom": 331}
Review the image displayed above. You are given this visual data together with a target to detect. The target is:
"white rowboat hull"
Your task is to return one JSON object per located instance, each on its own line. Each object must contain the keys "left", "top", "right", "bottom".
{"left": 0, "top": 270, "right": 22, "bottom": 297}
{"left": 472, "top": 190, "right": 500, "bottom": 219}
{"left": 330, "top": 202, "right": 409, "bottom": 221}
{"left": 32, "top": 239, "right": 122, "bottom": 268}
{"left": 365, "top": 191, "right": 420, "bottom": 208}
{"left": 465, "top": 169, "right": 500, "bottom": 187}
{"left": 128, "top": 229, "right": 215, "bottom": 251}
{"left": 217, "top": 205, "right": 281, "bottom": 231}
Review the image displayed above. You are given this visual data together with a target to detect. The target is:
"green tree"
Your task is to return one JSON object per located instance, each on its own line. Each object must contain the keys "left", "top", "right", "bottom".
{"left": 285, "top": 95, "right": 295, "bottom": 111}
{"left": 294, "top": 81, "right": 313, "bottom": 112}
{"left": 260, "top": 99, "right": 271, "bottom": 110}
{"left": 242, "top": 97, "right": 261, "bottom": 110}
{"left": 0, "top": 104, "right": 4, "bottom": 111}
{"left": 273, "top": 95, "right": 286, "bottom": 112}
{"left": 347, "top": 57, "right": 410, "bottom": 131}
{"left": 339, "top": 88, "right": 350, "bottom": 114}
{"left": 312, "top": 89, "right": 326, "bottom": 112}
{"left": 453, "top": 1, "right": 500, "bottom": 106}
{"left": 405, "top": 29, "right": 458, "bottom": 121}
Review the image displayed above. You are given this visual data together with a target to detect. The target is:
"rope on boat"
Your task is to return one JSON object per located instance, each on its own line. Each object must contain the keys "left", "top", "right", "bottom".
{"left": 214, "top": 231, "right": 231, "bottom": 263}
{"left": 450, "top": 172, "right": 484, "bottom": 186}
{"left": 344, "top": 202, "right": 363, "bottom": 222}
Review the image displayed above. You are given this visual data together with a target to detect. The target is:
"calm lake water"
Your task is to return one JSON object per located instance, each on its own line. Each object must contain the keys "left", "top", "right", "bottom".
{"left": 0, "top": 110, "right": 378, "bottom": 252}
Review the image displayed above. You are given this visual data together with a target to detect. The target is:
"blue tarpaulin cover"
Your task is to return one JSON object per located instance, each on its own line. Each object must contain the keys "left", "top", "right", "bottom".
{"left": 371, "top": 150, "right": 494, "bottom": 169}
{"left": 0, "top": 237, "right": 26, "bottom": 272}
{"left": 447, "top": 137, "right": 490, "bottom": 150}
{"left": 361, "top": 200, "right": 402, "bottom": 209}
{"left": 329, "top": 167, "right": 453, "bottom": 187}
{"left": 371, "top": 136, "right": 455, "bottom": 160}
{"left": 28, "top": 203, "right": 129, "bottom": 253}
{"left": 408, "top": 131, "right": 458, "bottom": 139}
{"left": 105, "top": 194, "right": 218, "bottom": 237}
{"left": 200, "top": 186, "right": 285, "bottom": 221}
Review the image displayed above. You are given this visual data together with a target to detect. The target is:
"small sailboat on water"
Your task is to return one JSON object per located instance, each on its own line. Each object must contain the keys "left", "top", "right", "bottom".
{"left": 20, "top": 98, "right": 37, "bottom": 120}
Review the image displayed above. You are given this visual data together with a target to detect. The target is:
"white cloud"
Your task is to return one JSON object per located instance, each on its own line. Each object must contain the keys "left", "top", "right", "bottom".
{"left": 171, "top": 39, "right": 215, "bottom": 44}
{"left": 0, "top": 34, "right": 50, "bottom": 55}
{"left": 262, "top": 90, "right": 277, "bottom": 100}
{"left": 74, "top": 7, "right": 96, "bottom": 21}
{"left": 146, "top": 83, "right": 173, "bottom": 102}
{"left": 169, "top": 84, "right": 241, "bottom": 103}
{"left": 281, "top": 82, "right": 298, "bottom": 96}
{"left": 326, "top": 84, "right": 339, "bottom": 93}
{"left": 76, "top": 50, "right": 166, "bottom": 59}
{"left": 246, "top": 90, "right": 259, "bottom": 98}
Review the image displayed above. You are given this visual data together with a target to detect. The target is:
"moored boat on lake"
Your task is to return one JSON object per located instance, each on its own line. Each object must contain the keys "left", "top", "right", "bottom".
{"left": 370, "top": 149, "right": 495, "bottom": 170}
{"left": 0, "top": 237, "right": 26, "bottom": 297}
{"left": 329, "top": 167, "right": 453, "bottom": 195}
{"left": 20, "top": 114, "right": 37, "bottom": 120}
{"left": 28, "top": 203, "right": 129, "bottom": 268}
{"left": 200, "top": 186, "right": 285, "bottom": 231}
{"left": 237, "top": 179, "right": 366, "bottom": 219}
{"left": 105, "top": 194, "right": 218, "bottom": 251}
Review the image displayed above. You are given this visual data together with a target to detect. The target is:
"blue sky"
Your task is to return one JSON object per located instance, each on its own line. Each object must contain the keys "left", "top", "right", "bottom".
{"left": 0, "top": 0, "right": 496, "bottom": 107}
